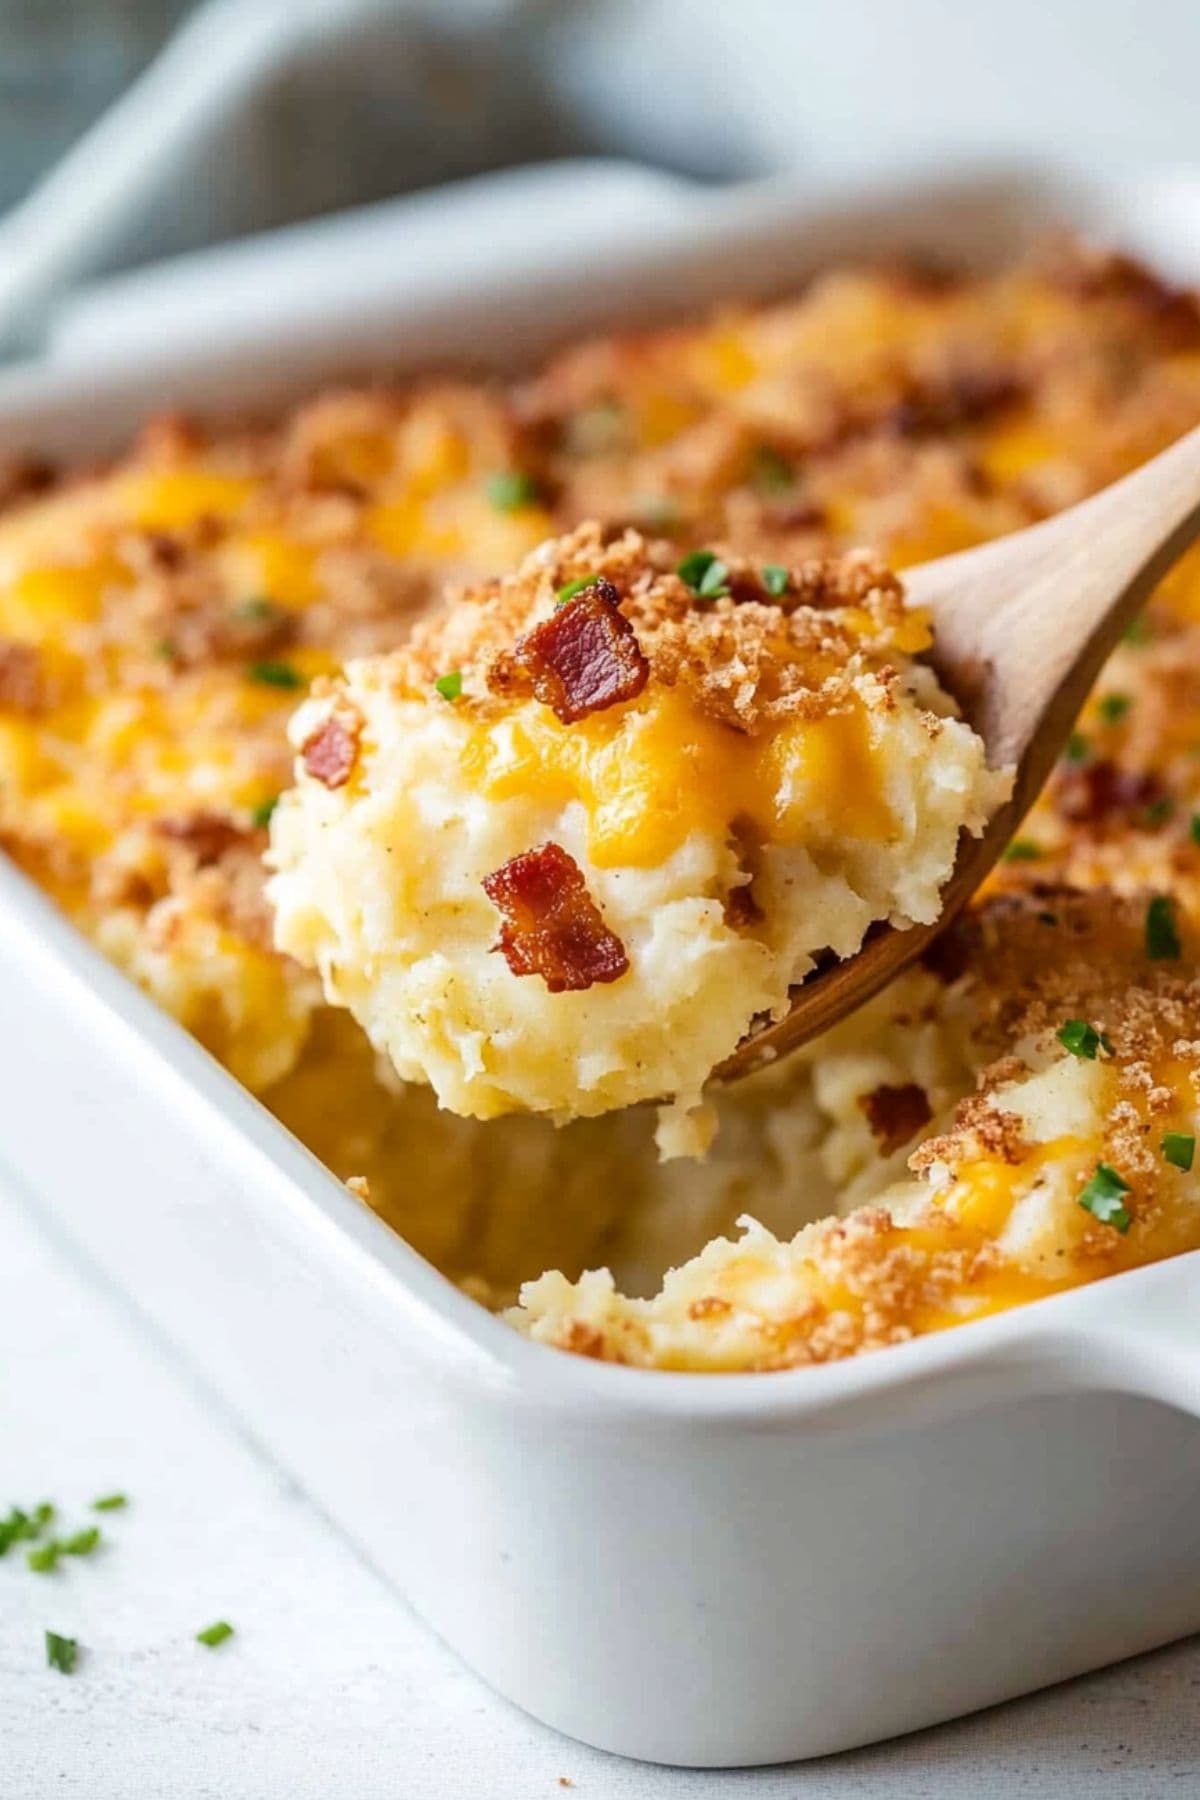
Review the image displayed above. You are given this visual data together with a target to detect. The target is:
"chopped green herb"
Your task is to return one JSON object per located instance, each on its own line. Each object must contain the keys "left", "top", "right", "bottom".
{"left": 434, "top": 670, "right": 463, "bottom": 704}
{"left": 1097, "top": 692, "right": 1131, "bottom": 725}
{"left": 749, "top": 445, "right": 794, "bottom": 492}
{"left": 62, "top": 1527, "right": 101, "bottom": 1557}
{"left": 1143, "top": 795, "right": 1174, "bottom": 827}
{"left": 26, "top": 1542, "right": 60, "bottom": 1574}
{"left": 1003, "top": 838, "right": 1043, "bottom": 863}
{"left": 1190, "top": 813, "right": 1200, "bottom": 847}
{"left": 1056, "top": 1018, "right": 1112, "bottom": 1060}
{"left": 246, "top": 660, "right": 302, "bottom": 690}
{"left": 486, "top": 470, "right": 539, "bottom": 513}
{"left": 1078, "top": 1164, "right": 1133, "bottom": 1233}
{"left": 1146, "top": 894, "right": 1182, "bottom": 961}
{"left": 556, "top": 576, "right": 595, "bottom": 607}
{"left": 0, "top": 1506, "right": 53, "bottom": 1556}
{"left": 761, "top": 564, "right": 789, "bottom": 597}
{"left": 1163, "top": 1132, "right": 1196, "bottom": 1173}
{"left": 196, "top": 1620, "right": 235, "bottom": 1648}
{"left": 1063, "top": 732, "right": 1089, "bottom": 764}
{"left": 232, "top": 596, "right": 282, "bottom": 621}
{"left": 91, "top": 1494, "right": 127, "bottom": 1513}
{"left": 1123, "top": 615, "right": 1152, "bottom": 645}
{"left": 250, "top": 796, "right": 279, "bottom": 831}
{"left": 676, "top": 549, "right": 729, "bottom": 598}
{"left": 45, "top": 1631, "right": 78, "bottom": 1674}
{"left": 155, "top": 638, "right": 177, "bottom": 661}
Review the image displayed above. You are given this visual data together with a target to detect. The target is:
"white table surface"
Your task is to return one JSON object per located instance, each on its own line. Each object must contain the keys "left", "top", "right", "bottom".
{"left": 3, "top": 1178, "right": 1199, "bottom": 1799}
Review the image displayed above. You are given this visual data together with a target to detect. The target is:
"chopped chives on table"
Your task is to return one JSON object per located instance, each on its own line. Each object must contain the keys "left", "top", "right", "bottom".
{"left": 1162, "top": 1132, "right": 1196, "bottom": 1173}
{"left": 91, "top": 1494, "right": 127, "bottom": 1513}
{"left": 45, "top": 1631, "right": 78, "bottom": 1674}
{"left": 1077, "top": 1164, "right": 1133, "bottom": 1233}
{"left": 196, "top": 1620, "right": 235, "bottom": 1648}
{"left": 26, "top": 1542, "right": 60, "bottom": 1574}
{"left": 61, "top": 1527, "right": 101, "bottom": 1557}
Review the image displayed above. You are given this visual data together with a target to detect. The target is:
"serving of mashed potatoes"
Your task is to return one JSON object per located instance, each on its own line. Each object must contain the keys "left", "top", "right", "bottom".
{"left": 269, "top": 524, "right": 1008, "bottom": 1155}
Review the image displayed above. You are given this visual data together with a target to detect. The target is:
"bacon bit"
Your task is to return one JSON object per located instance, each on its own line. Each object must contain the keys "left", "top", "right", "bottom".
{"left": 1054, "top": 759, "right": 1161, "bottom": 827}
{"left": 886, "top": 368, "right": 1023, "bottom": 439}
{"left": 301, "top": 712, "right": 360, "bottom": 789}
{"left": 0, "top": 640, "right": 46, "bottom": 714}
{"left": 153, "top": 811, "right": 248, "bottom": 867}
{"left": 482, "top": 841, "right": 629, "bottom": 992}
{"left": 514, "top": 578, "right": 649, "bottom": 723}
{"left": 860, "top": 1082, "right": 933, "bottom": 1156}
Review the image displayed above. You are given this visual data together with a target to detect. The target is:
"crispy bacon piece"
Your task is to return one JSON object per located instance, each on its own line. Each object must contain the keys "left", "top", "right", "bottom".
{"left": 859, "top": 1082, "right": 933, "bottom": 1156}
{"left": 153, "top": 811, "right": 248, "bottom": 867}
{"left": 1054, "top": 759, "right": 1162, "bottom": 827}
{"left": 482, "top": 841, "right": 629, "bottom": 992}
{"left": 515, "top": 578, "right": 649, "bottom": 724}
{"left": 0, "top": 640, "right": 45, "bottom": 714}
{"left": 301, "top": 712, "right": 360, "bottom": 789}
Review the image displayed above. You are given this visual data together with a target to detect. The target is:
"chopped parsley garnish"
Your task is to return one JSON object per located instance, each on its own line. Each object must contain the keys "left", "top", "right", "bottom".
{"left": 1163, "top": 1132, "right": 1196, "bottom": 1172}
{"left": 1145, "top": 894, "right": 1182, "bottom": 961}
{"left": 434, "top": 670, "right": 463, "bottom": 704}
{"left": 486, "top": 470, "right": 539, "bottom": 513}
{"left": 556, "top": 576, "right": 595, "bottom": 607}
{"left": 1003, "top": 838, "right": 1043, "bottom": 863}
{"left": 1078, "top": 1164, "right": 1133, "bottom": 1232}
{"left": 1097, "top": 692, "right": 1131, "bottom": 725}
{"left": 246, "top": 660, "right": 302, "bottom": 690}
{"left": 232, "top": 596, "right": 282, "bottom": 622}
{"left": 761, "top": 564, "right": 789, "bottom": 597}
{"left": 1123, "top": 615, "right": 1152, "bottom": 645}
{"left": 62, "top": 1527, "right": 101, "bottom": 1557}
{"left": 1063, "top": 732, "right": 1089, "bottom": 764}
{"left": 749, "top": 446, "right": 794, "bottom": 492}
{"left": 676, "top": 550, "right": 730, "bottom": 599}
{"left": 91, "top": 1494, "right": 127, "bottom": 1513}
{"left": 45, "top": 1631, "right": 78, "bottom": 1674}
{"left": 1190, "top": 813, "right": 1200, "bottom": 847}
{"left": 1056, "top": 1018, "right": 1112, "bottom": 1060}
{"left": 1143, "top": 795, "right": 1174, "bottom": 827}
{"left": 196, "top": 1620, "right": 234, "bottom": 1648}
{"left": 0, "top": 1504, "right": 54, "bottom": 1555}
{"left": 250, "top": 796, "right": 279, "bottom": 831}
{"left": 26, "top": 1542, "right": 60, "bottom": 1574}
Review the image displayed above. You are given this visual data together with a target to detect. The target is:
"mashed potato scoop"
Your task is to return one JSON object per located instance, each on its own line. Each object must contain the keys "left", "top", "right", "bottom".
{"left": 268, "top": 524, "right": 1008, "bottom": 1155}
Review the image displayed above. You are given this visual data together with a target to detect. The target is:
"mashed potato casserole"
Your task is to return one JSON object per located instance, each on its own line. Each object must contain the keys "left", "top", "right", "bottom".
{"left": 4, "top": 236, "right": 1200, "bottom": 1369}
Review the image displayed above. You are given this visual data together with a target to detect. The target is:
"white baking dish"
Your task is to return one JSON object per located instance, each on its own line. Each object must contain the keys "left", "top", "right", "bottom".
{"left": 4, "top": 162, "right": 1200, "bottom": 1769}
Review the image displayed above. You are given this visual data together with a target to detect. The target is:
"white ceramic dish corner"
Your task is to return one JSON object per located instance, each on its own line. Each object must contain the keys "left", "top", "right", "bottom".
{"left": 4, "top": 164, "right": 1200, "bottom": 1768}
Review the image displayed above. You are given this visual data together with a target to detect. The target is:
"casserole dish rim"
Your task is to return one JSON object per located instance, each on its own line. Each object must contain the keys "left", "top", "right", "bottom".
{"left": 4, "top": 155, "right": 1200, "bottom": 1424}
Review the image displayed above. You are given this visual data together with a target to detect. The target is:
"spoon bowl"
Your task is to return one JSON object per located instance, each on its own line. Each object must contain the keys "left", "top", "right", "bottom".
{"left": 719, "top": 419, "right": 1200, "bottom": 1083}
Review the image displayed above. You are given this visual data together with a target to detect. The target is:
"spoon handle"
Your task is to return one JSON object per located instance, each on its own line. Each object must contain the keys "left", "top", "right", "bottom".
{"left": 905, "top": 420, "right": 1200, "bottom": 816}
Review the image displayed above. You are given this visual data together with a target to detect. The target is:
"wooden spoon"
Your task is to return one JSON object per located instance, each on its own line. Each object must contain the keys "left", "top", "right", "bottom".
{"left": 719, "top": 420, "right": 1200, "bottom": 1084}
